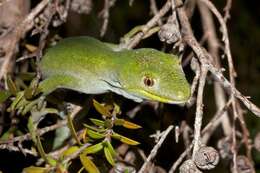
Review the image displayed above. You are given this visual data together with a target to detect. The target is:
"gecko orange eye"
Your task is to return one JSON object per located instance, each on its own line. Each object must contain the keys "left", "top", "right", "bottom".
{"left": 143, "top": 77, "right": 154, "bottom": 87}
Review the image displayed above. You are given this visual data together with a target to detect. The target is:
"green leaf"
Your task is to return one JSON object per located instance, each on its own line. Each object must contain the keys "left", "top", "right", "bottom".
{"left": 87, "top": 129, "right": 106, "bottom": 139}
{"left": 27, "top": 116, "right": 37, "bottom": 143}
{"left": 120, "top": 136, "right": 140, "bottom": 145}
{"left": 104, "top": 119, "right": 113, "bottom": 129}
{"left": 0, "top": 90, "right": 11, "bottom": 103}
{"left": 63, "top": 146, "right": 79, "bottom": 157}
{"left": 24, "top": 78, "right": 39, "bottom": 100}
{"left": 83, "top": 142, "right": 104, "bottom": 154}
{"left": 24, "top": 88, "right": 34, "bottom": 100}
{"left": 6, "top": 75, "right": 18, "bottom": 95}
{"left": 114, "top": 119, "right": 142, "bottom": 129}
{"left": 121, "top": 119, "right": 142, "bottom": 129}
{"left": 93, "top": 99, "right": 111, "bottom": 116}
{"left": 80, "top": 154, "right": 100, "bottom": 173}
{"left": 112, "top": 133, "right": 140, "bottom": 145}
{"left": 22, "top": 166, "right": 49, "bottom": 173}
{"left": 0, "top": 127, "right": 15, "bottom": 140}
{"left": 22, "top": 98, "right": 40, "bottom": 115}
{"left": 18, "top": 72, "right": 36, "bottom": 81}
{"left": 9, "top": 91, "right": 24, "bottom": 111}
{"left": 104, "top": 146, "right": 115, "bottom": 166}
{"left": 62, "top": 146, "right": 80, "bottom": 157}
{"left": 90, "top": 118, "right": 105, "bottom": 127}
{"left": 113, "top": 102, "right": 121, "bottom": 115}
{"left": 14, "top": 95, "right": 28, "bottom": 110}
{"left": 104, "top": 141, "right": 116, "bottom": 157}
{"left": 114, "top": 119, "right": 124, "bottom": 126}
{"left": 83, "top": 124, "right": 105, "bottom": 132}
{"left": 31, "top": 107, "right": 58, "bottom": 123}
{"left": 46, "top": 156, "right": 57, "bottom": 166}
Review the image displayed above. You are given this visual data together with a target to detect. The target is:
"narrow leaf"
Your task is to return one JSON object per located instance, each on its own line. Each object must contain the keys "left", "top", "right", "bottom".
{"left": 0, "top": 90, "right": 11, "bottom": 103}
{"left": 122, "top": 119, "right": 142, "bottom": 129}
{"left": 46, "top": 156, "right": 57, "bottom": 167}
{"left": 83, "top": 124, "right": 105, "bottom": 132}
{"left": 18, "top": 72, "right": 36, "bottom": 81}
{"left": 27, "top": 116, "right": 37, "bottom": 143}
{"left": 114, "top": 119, "right": 141, "bottom": 129}
{"left": 16, "top": 97, "right": 28, "bottom": 108}
{"left": 90, "top": 118, "right": 105, "bottom": 127}
{"left": 104, "top": 146, "right": 115, "bottom": 166}
{"left": 114, "top": 119, "right": 124, "bottom": 126}
{"left": 83, "top": 142, "right": 104, "bottom": 154}
{"left": 93, "top": 99, "right": 111, "bottom": 116}
{"left": 113, "top": 103, "right": 121, "bottom": 114}
{"left": 22, "top": 166, "right": 48, "bottom": 173}
{"left": 24, "top": 88, "right": 33, "bottom": 100}
{"left": 87, "top": 129, "right": 106, "bottom": 139}
{"left": 104, "top": 119, "right": 113, "bottom": 129}
{"left": 24, "top": 78, "right": 39, "bottom": 100}
{"left": 80, "top": 154, "right": 100, "bottom": 173}
{"left": 31, "top": 107, "right": 58, "bottom": 124}
{"left": 9, "top": 91, "right": 23, "bottom": 111}
{"left": 62, "top": 146, "right": 79, "bottom": 157}
{"left": 6, "top": 75, "right": 18, "bottom": 95}
{"left": 0, "top": 127, "right": 15, "bottom": 140}
{"left": 22, "top": 99, "right": 40, "bottom": 115}
{"left": 120, "top": 136, "right": 140, "bottom": 145}
{"left": 104, "top": 141, "right": 116, "bottom": 157}
{"left": 112, "top": 133, "right": 140, "bottom": 145}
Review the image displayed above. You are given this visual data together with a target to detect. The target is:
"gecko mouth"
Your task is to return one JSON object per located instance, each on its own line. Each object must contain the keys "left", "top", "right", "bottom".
{"left": 128, "top": 88, "right": 187, "bottom": 104}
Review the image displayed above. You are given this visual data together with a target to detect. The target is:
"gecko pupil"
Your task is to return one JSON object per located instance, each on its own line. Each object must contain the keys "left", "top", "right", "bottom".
{"left": 144, "top": 77, "right": 154, "bottom": 87}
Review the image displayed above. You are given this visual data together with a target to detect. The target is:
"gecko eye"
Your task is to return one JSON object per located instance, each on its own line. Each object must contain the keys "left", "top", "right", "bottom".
{"left": 143, "top": 76, "right": 155, "bottom": 87}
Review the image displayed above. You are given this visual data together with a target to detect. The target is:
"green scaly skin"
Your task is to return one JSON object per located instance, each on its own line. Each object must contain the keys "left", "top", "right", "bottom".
{"left": 40, "top": 36, "right": 190, "bottom": 104}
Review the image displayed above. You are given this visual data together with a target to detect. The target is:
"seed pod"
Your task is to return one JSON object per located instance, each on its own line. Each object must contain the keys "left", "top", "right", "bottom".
{"left": 158, "top": 15, "right": 181, "bottom": 44}
{"left": 232, "top": 155, "right": 255, "bottom": 173}
{"left": 194, "top": 146, "right": 219, "bottom": 170}
{"left": 179, "top": 159, "right": 202, "bottom": 173}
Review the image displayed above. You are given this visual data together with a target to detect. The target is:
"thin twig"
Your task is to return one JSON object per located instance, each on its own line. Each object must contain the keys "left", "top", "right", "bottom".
{"left": 0, "top": 119, "right": 67, "bottom": 144}
{"left": 0, "top": 105, "right": 82, "bottom": 144}
{"left": 198, "top": 0, "right": 236, "bottom": 77}
{"left": 138, "top": 125, "right": 174, "bottom": 173}
{"left": 197, "top": 1, "right": 232, "bottom": 139}
{"left": 175, "top": 0, "right": 260, "bottom": 117}
{"left": 192, "top": 66, "right": 208, "bottom": 158}
{"left": 223, "top": 0, "right": 232, "bottom": 22}
{"left": 123, "top": 0, "right": 172, "bottom": 49}
{"left": 0, "top": 0, "right": 50, "bottom": 80}
{"left": 0, "top": 143, "right": 38, "bottom": 156}
{"left": 149, "top": 0, "right": 162, "bottom": 25}
{"left": 99, "top": 0, "right": 116, "bottom": 37}
{"left": 186, "top": 57, "right": 200, "bottom": 107}
{"left": 202, "top": 99, "right": 232, "bottom": 139}
{"left": 168, "top": 144, "right": 193, "bottom": 173}
{"left": 232, "top": 119, "right": 238, "bottom": 173}
{"left": 169, "top": 100, "right": 232, "bottom": 172}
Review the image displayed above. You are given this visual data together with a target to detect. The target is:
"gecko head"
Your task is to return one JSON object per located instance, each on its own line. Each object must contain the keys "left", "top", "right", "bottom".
{"left": 117, "top": 48, "right": 191, "bottom": 104}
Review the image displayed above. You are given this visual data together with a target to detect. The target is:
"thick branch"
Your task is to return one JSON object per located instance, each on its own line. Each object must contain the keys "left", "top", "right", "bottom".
{"left": 175, "top": 0, "right": 260, "bottom": 117}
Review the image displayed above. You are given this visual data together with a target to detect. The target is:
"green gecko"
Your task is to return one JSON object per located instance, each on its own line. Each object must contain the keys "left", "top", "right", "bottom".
{"left": 39, "top": 36, "right": 190, "bottom": 104}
